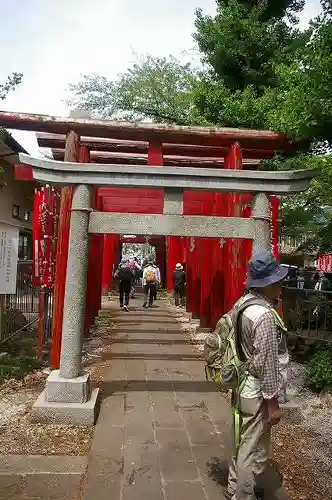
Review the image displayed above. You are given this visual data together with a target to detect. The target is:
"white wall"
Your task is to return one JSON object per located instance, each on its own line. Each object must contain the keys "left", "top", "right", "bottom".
{"left": 0, "top": 164, "right": 33, "bottom": 231}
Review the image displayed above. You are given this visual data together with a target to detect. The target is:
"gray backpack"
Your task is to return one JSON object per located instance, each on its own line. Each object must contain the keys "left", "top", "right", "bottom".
{"left": 204, "top": 297, "right": 267, "bottom": 392}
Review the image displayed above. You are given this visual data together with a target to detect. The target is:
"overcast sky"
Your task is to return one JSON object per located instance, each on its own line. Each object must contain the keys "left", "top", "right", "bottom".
{"left": 0, "top": 0, "right": 322, "bottom": 153}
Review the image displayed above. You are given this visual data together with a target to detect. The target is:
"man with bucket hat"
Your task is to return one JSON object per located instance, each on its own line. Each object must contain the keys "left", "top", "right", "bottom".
{"left": 224, "top": 251, "right": 289, "bottom": 500}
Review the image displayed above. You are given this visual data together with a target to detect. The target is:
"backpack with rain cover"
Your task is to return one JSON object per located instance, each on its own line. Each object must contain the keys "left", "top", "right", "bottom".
{"left": 204, "top": 296, "right": 268, "bottom": 393}
{"left": 145, "top": 267, "right": 156, "bottom": 283}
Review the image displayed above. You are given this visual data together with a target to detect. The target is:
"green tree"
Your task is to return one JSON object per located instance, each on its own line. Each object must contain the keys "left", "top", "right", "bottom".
{"left": 0, "top": 73, "right": 23, "bottom": 100}
{"left": 192, "top": 0, "right": 308, "bottom": 125}
{"left": 192, "top": 0, "right": 332, "bottom": 252}
{"left": 67, "top": 55, "right": 206, "bottom": 125}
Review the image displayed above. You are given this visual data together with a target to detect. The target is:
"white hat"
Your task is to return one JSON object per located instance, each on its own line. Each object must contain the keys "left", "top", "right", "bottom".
{"left": 176, "top": 263, "right": 183, "bottom": 270}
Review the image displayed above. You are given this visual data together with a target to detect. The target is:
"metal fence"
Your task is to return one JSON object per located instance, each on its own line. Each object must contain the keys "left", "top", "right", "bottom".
{"left": 0, "top": 260, "right": 40, "bottom": 343}
{"left": 282, "top": 286, "right": 332, "bottom": 342}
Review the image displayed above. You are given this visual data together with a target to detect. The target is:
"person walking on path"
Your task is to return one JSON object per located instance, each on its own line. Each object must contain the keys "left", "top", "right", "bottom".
{"left": 114, "top": 260, "right": 134, "bottom": 312}
{"left": 142, "top": 260, "right": 159, "bottom": 308}
{"left": 223, "top": 251, "right": 289, "bottom": 500}
{"left": 173, "top": 263, "right": 186, "bottom": 307}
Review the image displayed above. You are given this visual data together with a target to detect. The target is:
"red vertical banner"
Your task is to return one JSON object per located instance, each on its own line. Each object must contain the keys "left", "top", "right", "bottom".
{"left": 43, "top": 185, "right": 53, "bottom": 289}
{"left": 34, "top": 185, "right": 60, "bottom": 359}
{"left": 36, "top": 186, "right": 47, "bottom": 360}
{"left": 32, "top": 189, "right": 41, "bottom": 286}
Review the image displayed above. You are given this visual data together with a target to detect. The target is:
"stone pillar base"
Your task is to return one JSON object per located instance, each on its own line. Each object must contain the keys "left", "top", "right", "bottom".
{"left": 32, "top": 370, "right": 100, "bottom": 425}
{"left": 32, "top": 388, "right": 100, "bottom": 425}
{"left": 45, "top": 370, "right": 91, "bottom": 403}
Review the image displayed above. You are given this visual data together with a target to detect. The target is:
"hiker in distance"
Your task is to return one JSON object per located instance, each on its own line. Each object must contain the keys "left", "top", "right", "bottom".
{"left": 142, "top": 260, "right": 159, "bottom": 308}
{"left": 173, "top": 262, "right": 186, "bottom": 307}
{"left": 205, "top": 251, "right": 289, "bottom": 500}
{"left": 113, "top": 259, "right": 134, "bottom": 312}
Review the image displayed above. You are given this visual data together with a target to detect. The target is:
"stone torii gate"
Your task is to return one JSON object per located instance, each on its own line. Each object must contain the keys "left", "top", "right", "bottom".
{"left": 15, "top": 151, "right": 316, "bottom": 424}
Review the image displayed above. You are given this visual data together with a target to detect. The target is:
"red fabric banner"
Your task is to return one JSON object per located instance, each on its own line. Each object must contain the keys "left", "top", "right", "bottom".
{"left": 316, "top": 254, "right": 332, "bottom": 272}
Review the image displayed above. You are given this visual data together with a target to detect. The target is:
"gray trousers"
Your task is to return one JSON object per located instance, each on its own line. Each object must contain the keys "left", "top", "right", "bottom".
{"left": 227, "top": 396, "right": 271, "bottom": 500}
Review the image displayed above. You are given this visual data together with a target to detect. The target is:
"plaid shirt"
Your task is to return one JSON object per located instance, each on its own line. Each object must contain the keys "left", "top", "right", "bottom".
{"left": 239, "top": 294, "right": 287, "bottom": 400}
{"left": 250, "top": 310, "right": 280, "bottom": 399}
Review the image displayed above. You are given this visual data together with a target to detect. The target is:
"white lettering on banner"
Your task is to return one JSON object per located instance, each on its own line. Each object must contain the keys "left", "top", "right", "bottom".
{"left": 0, "top": 223, "right": 19, "bottom": 294}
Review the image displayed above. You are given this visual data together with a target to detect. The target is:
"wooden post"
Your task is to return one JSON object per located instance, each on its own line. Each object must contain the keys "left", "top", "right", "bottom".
{"left": 50, "top": 130, "right": 80, "bottom": 370}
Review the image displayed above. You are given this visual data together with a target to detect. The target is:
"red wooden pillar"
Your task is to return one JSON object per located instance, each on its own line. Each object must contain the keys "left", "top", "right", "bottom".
{"left": 199, "top": 195, "right": 215, "bottom": 328}
{"left": 50, "top": 130, "right": 80, "bottom": 370}
{"left": 155, "top": 237, "right": 166, "bottom": 286}
{"left": 148, "top": 140, "right": 163, "bottom": 165}
{"left": 210, "top": 191, "right": 227, "bottom": 329}
{"left": 102, "top": 234, "right": 116, "bottom": 294}
{"left": 183, "top": 193, "right": 201, "bottom": 318}
{"left": 223, "top": 143, "right": 244, "bottom": 313}
{"left": 148, "top": 140, "right": 175, "bottom": 290}
{"left": 85, "top": 173, "right": 104, "bottom": 334}
{"left": 185, "top": 237, "right": 200, "bottom": 318}
{"left": 166, "top": 237, "right": 184, "bottom": 292}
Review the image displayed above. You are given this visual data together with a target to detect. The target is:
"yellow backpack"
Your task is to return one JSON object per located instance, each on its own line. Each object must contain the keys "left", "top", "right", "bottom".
{"left": 145, "top": 268, "right": 156, "bottom": 283}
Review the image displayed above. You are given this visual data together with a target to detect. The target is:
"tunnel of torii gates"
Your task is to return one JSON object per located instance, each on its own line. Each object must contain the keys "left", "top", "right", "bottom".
{"left": 0, "top": 111, "right": 317, "bottom": 424}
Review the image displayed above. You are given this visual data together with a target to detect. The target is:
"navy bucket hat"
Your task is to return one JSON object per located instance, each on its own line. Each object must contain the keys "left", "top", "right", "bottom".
{"left": 246, "top": 251, "right": 288, "bottom": 289}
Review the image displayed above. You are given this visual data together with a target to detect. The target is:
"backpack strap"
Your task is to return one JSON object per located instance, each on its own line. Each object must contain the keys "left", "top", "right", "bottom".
{"left": 234, "top": 297, "right": 269, "bottom": 362}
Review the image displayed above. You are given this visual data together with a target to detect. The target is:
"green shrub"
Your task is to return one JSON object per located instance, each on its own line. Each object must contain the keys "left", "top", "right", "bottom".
{"left": 0, "top": 355, "right": 44, "bottom": 381}
{"left": 306, "top": 344, "right": 332, "bottom": 391}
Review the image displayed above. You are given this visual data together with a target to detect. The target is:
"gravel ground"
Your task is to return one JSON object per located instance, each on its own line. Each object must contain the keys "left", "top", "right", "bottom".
{"left": 175, "top": 308, "right": 332, "bottom": 500}
{"left": 0, "top": 311, "right": 115, "bottom": 456}
{"left": 272, "top": 360, "right": 332, "bottom": 500}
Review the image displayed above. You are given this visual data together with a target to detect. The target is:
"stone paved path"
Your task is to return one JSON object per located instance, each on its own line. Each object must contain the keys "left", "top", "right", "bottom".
{"left": 79, "top": 296, "right": 288, "bottom": 500}
{"left": 0, "top": 295, "right": 289, "bottom": 499}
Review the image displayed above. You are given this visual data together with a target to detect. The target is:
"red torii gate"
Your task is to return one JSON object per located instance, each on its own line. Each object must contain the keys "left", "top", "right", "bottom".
{"left": 0, "top": 111, "right": 294, "bottom": 369}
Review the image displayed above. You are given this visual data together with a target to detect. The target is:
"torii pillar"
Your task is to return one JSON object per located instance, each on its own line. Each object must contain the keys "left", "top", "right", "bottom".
{"left": 33, "top": 183, "right": 99, "bottom": 424}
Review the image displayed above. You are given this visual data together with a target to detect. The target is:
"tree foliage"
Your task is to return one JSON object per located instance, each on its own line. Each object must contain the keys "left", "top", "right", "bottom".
{"left": 192, "top": 0, "right": 332, "bottom": 251}
{"left": 67, "top": 56, "right": 207, "bottom": 125}
{"left": 194, "top": 0, "right": 306, "bottom": 95}
{"left": 0, "top": 73, "right": 23, "bottom": 100}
